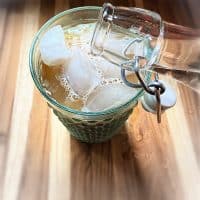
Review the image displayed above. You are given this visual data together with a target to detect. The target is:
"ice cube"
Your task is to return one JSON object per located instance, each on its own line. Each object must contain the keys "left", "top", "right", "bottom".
{"left": 96, "top": 56, "right": 133, "bottom": 79}
{"left": 103, "top": 36, "right": 148, "bottom": 59}
{"left": 104, "top": 38, "right": 132, "bottom": 57}
{"left": 64, "top": 47, "right": 101, "bottom": 97}
{"left": 96, "top": 58, "right": 121, "bottom": 79}
{"left": 65, "top": 23, "right": 94, "bottom": 45}
{"left": 39, "top": 25, "right": 71, "bottom": 66}
{"left": 82, "top": 82, "right": 137, "bottom": 112}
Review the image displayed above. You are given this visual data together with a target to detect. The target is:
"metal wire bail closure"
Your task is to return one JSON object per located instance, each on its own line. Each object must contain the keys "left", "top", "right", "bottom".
{"left": 120, "top": 56, "right": 166, "bottom": 95}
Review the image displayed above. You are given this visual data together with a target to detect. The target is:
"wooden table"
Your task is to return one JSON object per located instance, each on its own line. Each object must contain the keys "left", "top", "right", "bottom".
{"left": 0, "top": 0, "right": 200, "bottom": 199}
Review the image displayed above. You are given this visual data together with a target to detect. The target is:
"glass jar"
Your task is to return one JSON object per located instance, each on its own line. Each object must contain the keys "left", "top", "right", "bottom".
{"left": 29, "top": 6, "right": 147, "bottom": 143}
{"left": 91, "top": 3, "right": 200, "bottom": 91}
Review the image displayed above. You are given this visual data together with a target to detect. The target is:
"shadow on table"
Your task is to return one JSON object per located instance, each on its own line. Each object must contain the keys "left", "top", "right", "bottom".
{"left": 69, "top": 125, "right": 138, "bottom": 200}
{"left": 69, "top": 106, "right": 185, "bottom": 200}
{"left": 69, "top": 125, "right": 151, "bottom": 200}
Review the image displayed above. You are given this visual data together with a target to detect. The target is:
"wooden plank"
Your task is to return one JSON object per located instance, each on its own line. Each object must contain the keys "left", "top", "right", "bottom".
{"left": 1, "top": 1, "right": 40, "bottom": 199}
{"left": 0, "top": 0, "right": 199, "bottom": 200}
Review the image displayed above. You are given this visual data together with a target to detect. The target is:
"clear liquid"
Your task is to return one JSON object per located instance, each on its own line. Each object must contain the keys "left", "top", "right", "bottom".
{"left": 40, "top": 23, "right": 138, "bottom": 111}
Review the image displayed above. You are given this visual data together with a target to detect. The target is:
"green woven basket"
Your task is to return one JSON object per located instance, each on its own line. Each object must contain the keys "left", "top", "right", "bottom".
{"left": 52, "top": 105, "right": 135, "bottom": 143}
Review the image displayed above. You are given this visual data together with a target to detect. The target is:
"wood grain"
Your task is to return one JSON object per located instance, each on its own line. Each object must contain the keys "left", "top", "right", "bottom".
{"left": 0, "top": 0, "right": 200, "bottom": 200}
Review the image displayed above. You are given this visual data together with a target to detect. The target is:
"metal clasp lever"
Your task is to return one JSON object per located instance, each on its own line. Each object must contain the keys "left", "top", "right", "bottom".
{"left": 121, "top": 56, "right": 173, "bottom": 123}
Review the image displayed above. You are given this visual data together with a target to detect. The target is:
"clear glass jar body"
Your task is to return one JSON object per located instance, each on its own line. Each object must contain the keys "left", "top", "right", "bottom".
{"left": 91, "top": 3, "right": 200, "bottom": 92}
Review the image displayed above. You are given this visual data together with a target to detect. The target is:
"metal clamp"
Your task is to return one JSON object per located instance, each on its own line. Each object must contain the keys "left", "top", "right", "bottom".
{"left": 121, "top": 56, "right": 166, "bottom": 123}
{"left": 121, "top": 57, "right": 165, "bottom": 95}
